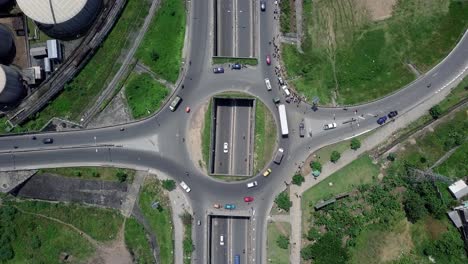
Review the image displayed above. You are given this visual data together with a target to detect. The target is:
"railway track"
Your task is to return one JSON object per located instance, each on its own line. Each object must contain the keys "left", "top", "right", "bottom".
{"left": 7, "top": 0, "right": 126, "bottom": 127}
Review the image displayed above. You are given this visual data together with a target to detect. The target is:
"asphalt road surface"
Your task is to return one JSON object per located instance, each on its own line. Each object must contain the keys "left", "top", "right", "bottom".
{"left": 213, "top": 99, "right": 253, "bottom": 175}
{"left": 210, "top": 216, "right": 248, "bottom": 264}
{"left": 216, "top": 0, "right": 234, "bottom": 57}
{"left": 237, "top": 0, "right": 254, "bottom": 57}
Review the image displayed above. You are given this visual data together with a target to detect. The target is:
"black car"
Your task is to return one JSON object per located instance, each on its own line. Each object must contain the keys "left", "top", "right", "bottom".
{"left": 260, "top": 1, "right": 266, "bottom": 11}
{"left": 42, "top": 138, "right": 53, "bottom": 144}
{"left": 388, "top": 111, "right": 398, "bottom": 118}
{"left": 213, "top": 67, "right": 224, "bottom": 74}
{"left": 299, "top": 122, "right": 305, "bottom": 137}
{"left": 231, "top": 63, "right": 241, "bottom": 70}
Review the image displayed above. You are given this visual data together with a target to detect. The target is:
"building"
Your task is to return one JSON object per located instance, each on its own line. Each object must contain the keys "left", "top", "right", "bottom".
{"left": 46, "top": 39, "right": 62, "bottom": 61}
{"left": 0, "top": 64, "right": 26, "bottom": 109}
{"left": 16, "top": 0, "right": 103, "bottom": 40}
{"left": 449, "top": 180, "right": 468, "bottom": 200}
{"left": 448, "top": 203, "right": 468, "bottom": 248}
{"left": 0, "top": 24, "right": 15, "bottom": 64}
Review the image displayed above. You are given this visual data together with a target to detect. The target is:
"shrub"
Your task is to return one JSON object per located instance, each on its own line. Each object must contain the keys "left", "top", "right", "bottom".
{"left": 350, "top": 138, "right": 361, "bottom": 150}
{"left": 330, "top": 151, "right": 341, "bottom": 163}
{"left": 403, "top": 191, "right": 426, "bottom": 223}
{"left": 301, "top": 233, "right": 348, "bottom": 263}
{"left": 115, "top": 170, "right": 127, "bottom": 182}
{"left": 387, "top": 153, "right": 396, "bottom": 161}
{"left": 180, "top": 212, "right": 192, "bottom": 226}
{"left": 276, "top": 234, "right": 289, "bottom": 249}
{"left": 310, "top": 161, "right": 322, "bottom": 172}
{"left": 306, "top": 227, "right": 321, "bottom": 241}
{"left": 275, "top": 191, "right": 292, "bottom": 212}
{"left": 429, "top": 105, "right": 442, "bottom": 119}
{"left": 292, "top": 174, "right": 305, "bottom": 186}
{"left": 162, "top": 179, "right": 176, "bottom": 191}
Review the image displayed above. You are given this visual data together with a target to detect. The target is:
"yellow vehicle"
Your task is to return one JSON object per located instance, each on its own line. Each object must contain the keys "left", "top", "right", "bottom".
{"left": 263, "top": 168, "right": 272, "bottom": 177}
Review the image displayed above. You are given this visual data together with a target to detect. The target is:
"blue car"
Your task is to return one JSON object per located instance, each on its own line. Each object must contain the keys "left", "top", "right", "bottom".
{"left": 377, "top": 116, "right": 387, "bottom": 125}
{"left": 231, "top": 63, "right": 242, "bottom": 70}
{"left": 213, "top": 67, "right": 224, "bottom": 74}
{"left": 224, "top": 204, "right": 236, "bottom": 210}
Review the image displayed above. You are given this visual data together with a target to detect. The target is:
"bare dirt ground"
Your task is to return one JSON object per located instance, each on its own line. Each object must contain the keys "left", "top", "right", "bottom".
{"left": 379, "top": 220, "right": 413, "bottom": 262}
{"left": 87, "top": 223, "right": 132, "bottom": 264}
{"left": 187, "top": 100, "right": 209, "bottom": 173}
{"left": 357, "top": 0, "right": 397, "bottom": 21}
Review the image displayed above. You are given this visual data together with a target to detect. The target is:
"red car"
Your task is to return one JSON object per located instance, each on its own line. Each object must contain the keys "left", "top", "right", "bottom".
{"left": 244, "top": 196, "right": 254, "bottom": 202}
{"left": 266, "top": 55, "right": 271, "bottom": 65}
{"left": 185, "top": 106, "right": 191, "bottom": 113}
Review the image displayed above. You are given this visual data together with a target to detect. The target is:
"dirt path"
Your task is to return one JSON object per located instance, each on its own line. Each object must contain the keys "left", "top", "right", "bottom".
{"left": 187, "top": 101, "right": 209, "bottom": 173}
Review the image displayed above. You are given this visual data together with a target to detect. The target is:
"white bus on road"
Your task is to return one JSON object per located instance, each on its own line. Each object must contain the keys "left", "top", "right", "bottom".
{"left": 278, "top": 104, "right": 289, "bottom": 136}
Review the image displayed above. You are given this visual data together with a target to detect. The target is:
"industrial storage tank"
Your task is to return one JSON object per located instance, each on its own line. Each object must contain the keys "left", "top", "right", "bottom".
{"left": 0, "top": 24, "right": 15, "bottom": 65}
{"left": 16, "top": 0, "right": 103, "bottom": 40}
{"left": 0, "top": 64, "right": 26, "bottom": 108}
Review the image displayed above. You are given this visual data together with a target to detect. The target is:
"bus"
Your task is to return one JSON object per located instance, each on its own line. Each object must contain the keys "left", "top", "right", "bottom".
{"left": 278, "top": 104, "right": 289, "bottom": 136}
{"left": 169, "top": 96, "right": 182, "bottom": 111}
{"left": 234, "top": 254, "right": 240, "bottom": 264}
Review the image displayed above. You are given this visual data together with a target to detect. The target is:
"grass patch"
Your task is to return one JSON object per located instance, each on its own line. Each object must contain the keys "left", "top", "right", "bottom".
{"left": 39, "top": 167, "right": 135, "bottom": 183}
{"left": 124, "top": 72, "right": 170, "bottom": 119}
{"left": 139, "top": 178, "right": 174, "bottom": 264}
{"left": 212, "top": 57, "right": 258, "bottom": 65}
{"left": 202, "top": 99, "right": 213, "bottom": 169}
{"left": 136, "top": 0, "right": 186, "bottom": 83}
{"left": 253, "top": 100, "right": 277, "bottom": 174}
{"left": 313, "top": 133, "right": 370, "bottom": 164}
{"left": 212, "top": 175, "right": 247, "bottom": 182}
{"left": 18, "top": 0, "right": 150, "bottom": 131}
{"left": 7, "top": 208, "right": 95, "bottom": 263}
{"left": 302, "top": 155, "right": 378, "bottom": 230}
{"left": 183, "top": 223, "right": 193, "bottom": 264}
{"left": 215, "top": 92, "right": 255, "bottom": 99}
{"left": 124, "top": 217, "right": 154, "bottom": 264}
{"left": 283, "top": 0, "right": 468, "bottom": 105}
{"left": 27, "top": 18, "right": 53, "bottom": 45}
{"left": 14, "top": 200, "right": 124, "bottom": 242}
{"left": 434, "top": 142, "right": 468, "bottom": 179}
{"left": 279, "top": 0, "right": 296, "bottom": 33}
{"left": 267, "top": 222, "right": 290, "bottom": 264}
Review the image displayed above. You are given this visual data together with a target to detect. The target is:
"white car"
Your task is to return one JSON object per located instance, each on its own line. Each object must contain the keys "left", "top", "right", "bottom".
{"left": 179, "top": 181, "right": 191, "bottom": 193}
{"left": 223, "top": 142, "right": 228, "bottom": 153}
{"left": 264, "top": 78, "right": 272, "bottom": 91}
{"left": 282, "top": 85, "right": 291, "bottom": 96}
{"left": 324, "top": 122, "right": 337, "bottom": 130}
{"left": 220, "top": 235, "right": 224, "bottom": 246}
{"left": 247, "top": 181, "right": 258, "bottom": 188}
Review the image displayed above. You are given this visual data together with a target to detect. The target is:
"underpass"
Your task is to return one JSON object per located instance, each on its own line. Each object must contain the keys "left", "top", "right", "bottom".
{"left": 209, "top": 216, "right": 249, "bottom": 264}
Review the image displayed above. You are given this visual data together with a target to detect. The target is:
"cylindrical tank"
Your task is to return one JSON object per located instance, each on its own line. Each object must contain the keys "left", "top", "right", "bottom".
{"left": 0, "top": 64, "right": 26, "bottom": 107}
{"left": 16, "top": 0, "right": 103, "bottom": 40}
{"left": 0, "top": 24, "right": 15, "bottom": 65}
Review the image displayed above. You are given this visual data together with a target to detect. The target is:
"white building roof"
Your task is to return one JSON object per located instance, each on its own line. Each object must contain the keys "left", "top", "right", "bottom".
{"left": 16, "top": 0, "right": 87, "bottom": 24}
{"left": 449, "top": 180, "right": 468, "bottom": 199}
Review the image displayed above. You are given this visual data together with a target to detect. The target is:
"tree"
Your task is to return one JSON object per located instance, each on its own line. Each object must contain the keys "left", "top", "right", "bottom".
{"left": 162, "top": 179, "right": 176, "bottom": 191}
{"left": 310, "top": 161, "right": 322, "bottom": 172}
{"left": 403, "top": 191, "right": 426, "bottom": 223}
{"left": 0, "top": 243, "right": 14, "bottom": 261}
{"left": 180, "top": 211, "right": 193, "bottom": 226}
{"left": 429, "top": 105, "right": 442, "bottom": 119}
{"left": 150, "top": 50, "right": 160, "bottom": 62}
{"left": 306, "top": 227, "right": 321, "bottom": 241}
{"left": 330, "top": 151, "right": 341, "bottom": 163}
{"left": 350, "top": 138, "right": 361, "bottom": 150}
{"left": 115, "top": 170, "right": 127, "bottom": 182}
{"left": 275, "top": 191, "right": 292, "bottom": 212}
{"left": 30, "top": 235, "right": 41, "bottom": 249}
{"left": 91, "top": 170, "right": 100, "bottom": 178}
{"left": 301, "top": 233, "right": 348, "bottom": 263}
{"left": 292, "top": 174, "right": 305, "bottom": 186}
{"left": 276, "top": 235, "right": 289, "bottom": 249}
{"left": 387, "top": 153, "right": 396, "bottom": 161}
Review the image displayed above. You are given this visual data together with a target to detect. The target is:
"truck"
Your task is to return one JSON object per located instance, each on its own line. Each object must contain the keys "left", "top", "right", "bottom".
{"left": 278, "top": 104, "right": 289, "bottom": 136}
{"left": 274, "top": 148, "right": 284, "bottom": 164}
{"left": 234, "top": 254, "right": 240, "bottom": 264}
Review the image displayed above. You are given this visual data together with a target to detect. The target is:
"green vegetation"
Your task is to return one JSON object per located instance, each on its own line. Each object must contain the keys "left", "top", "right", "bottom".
{"left": 124, "top": 72, "right": 169, "bottom": 119}
{"left": 275, "top": 191, "right": 292, "bottom": 212}
{"left": 434, "top": 142, "right": 468, "bottom": 178}
{"left": 430, "top": 104, "right": 443, "bottom": 119}
{"left": 139, "top": 178, "right": 174, "bottom": 264}
{"left": 14, "top": 200, "right": 123, "bottom": 242}
{"left": 180, "top": 212, "right": 194, "bottom": 264}
{"left": 212, "top": 175, "right": 246, "bottom": 182}
{"left": 202, "top": 99, "right": 212, "bottom": 169}
{"left": 313, "top": 133, "right": 370, "bottom": 164}
{"left": 350, "top": 138, "right": 361, "bottom": 150}
{"left": 27, "top": 18, "right": 53, "bottom": 45}
{"left": 276, "top": 234, "right": 289, "bottom": 250}
{"left": 301, "top": 232, "right": 348, "bottom": 263}
{"left": 253, "top": 100, "right": 277, "bottom": 174}
{"left": 19, "top": 0, "right": 151, "bottom": 131}
{"left": 162, "top": 179, "right": 176, "bottom": 191}
{"left": 330, "top": 150, "right": 341, "bottom": 163}
{"left": 283, "top": 0, "right": 468, "bottom": 105}
{"left": 39, "top": 167, "right": 135, "bottom": 183}
{"left": 292, "top": 174, "right": 305, "bottom": 186}
{"left": 279, "top": 0, "right": 295, "bottom": 33}
{"left": 0, "top": 203, "right": 94, "bottom": 263}
{"left": 267, "top": 222, "right": 290, "bottom": 264}
{"left": 310, "top": 161, "right": 322, "bottom": 172}
{"left": 212, "top": 57, "right": 258, "bottom": 65}
{"left": 136, "top": 0, "right": 186, "bottom": 83}
{"left": 124, "top": 217, "right": 154, "bottom": 264}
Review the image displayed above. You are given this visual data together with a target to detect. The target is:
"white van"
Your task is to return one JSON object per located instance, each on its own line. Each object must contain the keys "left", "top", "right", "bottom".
{"left": 282, "top": 85, "right": 290, "bottom": 96}
{"left": 220, "top": 235, "right": 224, "bottom": 245}
{"left": 264, "top": 78, "right": 272, "bottom": 91}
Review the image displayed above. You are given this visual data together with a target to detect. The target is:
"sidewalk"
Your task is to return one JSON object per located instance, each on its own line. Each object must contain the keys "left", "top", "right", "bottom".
{"left": 288, "top": 74, "right": 467, "bottom": 263}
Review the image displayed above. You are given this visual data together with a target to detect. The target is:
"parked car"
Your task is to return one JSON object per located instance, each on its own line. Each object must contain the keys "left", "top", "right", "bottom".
{"left": 185, "top": 106, "right": 191, "bottom": 113}
{"left": 272, "top": 97, "right": 280, "bottom": 105}
{"left": 220, "top": 235, "right": 224, "bottom": 245}
{"left": 388, "top": 111, "right": 398, "bottom": 118}
{"left": 324, "top": 123, "right": 337, "bottom": 130}
{"left": 273, "top": 148, "right": 284, "bottom": 164}
{"left": 263, "top": 168, "right": 272, "bottom": 177}
{"left": 247, "top": 181, "right": 258, "bottom": 188}
{"left": 213, "top": 203, "right": 222, "bottom": 209}
{"left": 42, "top": 138, "right": 53, "bottom": 144}
{"left": 213, "top": 67, "right": 224, "bottom": 73}
{"left": 179, "top": 181, "right": 191, "bottom": 193}
{"left": 377, "top": 116, "right": 387, "bottom": 125}
{"left": 260, "top": 1, "right": 266, "bottom": 11}
{"left": 299, "top": 122, "right": 305, "bottom": 137}
{"left": 197, "top": 220, "right": 201, "bottom": 226}
{"left": 244, "top": 196, "right": 254, "bottom": 202}
{"left": 277, "top": 77, "right": 285, "bottom": 86}
{"left": 282, "top": 85, "right": 291, "bottom": 96}
{"left": 223, "top": 142, "right": 228, "bottom": 153}
{"left": 225, "top": 204, "right": 236, "bottom": 210}
{"left": 231, "top": 63, "right": 241, "bottom": 70}
{"left": 264, "top": 78, "right": 272, "bottom": 91}
{"left": 266, "top": 55, "right": 271, "bottom": 65}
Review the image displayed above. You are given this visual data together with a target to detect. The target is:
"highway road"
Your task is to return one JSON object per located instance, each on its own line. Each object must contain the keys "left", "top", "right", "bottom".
{"left": 0, "top": 0, "right": 467, "bottom": 263}
{"left": 210, "top": 216, "right": 248, "bottom": 264}
{"left": 216, "top": 0, "right": 234, "bottom": 57}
